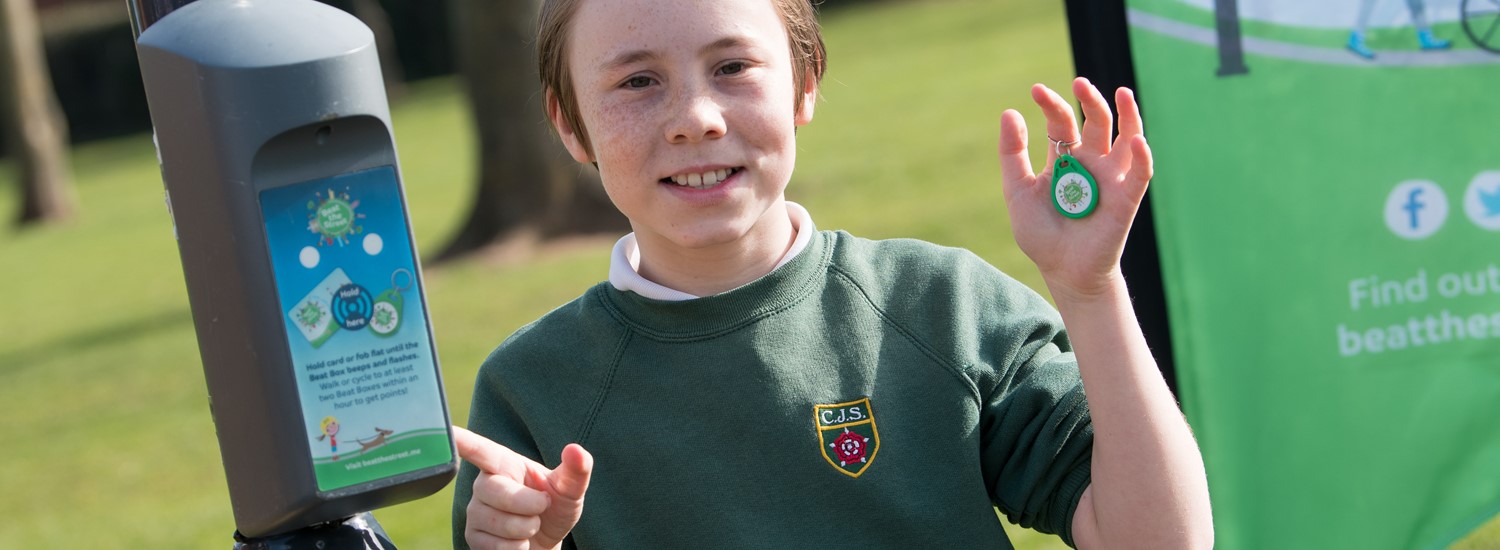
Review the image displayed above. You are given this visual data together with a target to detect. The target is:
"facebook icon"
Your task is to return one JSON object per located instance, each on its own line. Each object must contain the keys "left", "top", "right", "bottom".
{"left": 1404, "top": 188, "right": 1425, "bottom": 230}
{"left": 1385, "top": 180, "right": 1447, "bottom": 240}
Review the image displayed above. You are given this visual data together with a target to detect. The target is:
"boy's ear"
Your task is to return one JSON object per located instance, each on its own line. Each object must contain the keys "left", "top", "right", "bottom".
{"left": 794, "top": 73, "right": 818, "bottom": 126}
{"left": 546, "top": 91, "right": 594, "bottom": 164}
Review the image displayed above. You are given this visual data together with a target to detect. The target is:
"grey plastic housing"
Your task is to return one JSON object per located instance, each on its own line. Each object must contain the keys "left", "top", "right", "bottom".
{"left": 135, "top": 0, "right": 455, "bottom": 537}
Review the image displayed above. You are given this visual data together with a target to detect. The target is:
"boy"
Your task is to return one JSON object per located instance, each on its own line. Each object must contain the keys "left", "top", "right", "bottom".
{"left": 452, "top": 0, "right": 1213, "bottom": 548}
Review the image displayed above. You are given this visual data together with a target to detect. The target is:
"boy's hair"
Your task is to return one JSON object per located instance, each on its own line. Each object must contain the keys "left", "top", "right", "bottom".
{"left": 538, "top": 0, "right": 828, "bottom": 155}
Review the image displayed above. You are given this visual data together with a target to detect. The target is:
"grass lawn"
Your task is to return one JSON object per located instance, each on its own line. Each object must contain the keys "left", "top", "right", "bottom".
{"left": 0, "top": 0, "right": 1078, "bottom": 547}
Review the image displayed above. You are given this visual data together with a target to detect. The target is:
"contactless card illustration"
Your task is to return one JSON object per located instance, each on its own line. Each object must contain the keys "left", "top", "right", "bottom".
{"left": 288, "top": 268, "right": 352, "bottom": 348}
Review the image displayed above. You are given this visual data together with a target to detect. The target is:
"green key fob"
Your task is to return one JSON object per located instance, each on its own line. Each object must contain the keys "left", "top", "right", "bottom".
{"left": 1051, "top": 154, "right": 1099, "bottom": 218}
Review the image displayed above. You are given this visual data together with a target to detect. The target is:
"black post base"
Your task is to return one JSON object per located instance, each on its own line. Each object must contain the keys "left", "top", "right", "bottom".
{"left": 233, "top": 513, "right": 396, "bottom": 550}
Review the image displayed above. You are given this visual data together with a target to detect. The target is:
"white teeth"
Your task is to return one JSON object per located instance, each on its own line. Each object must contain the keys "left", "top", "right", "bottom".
{"left": 669, "top": 168, "right": 736, "bottom": 188}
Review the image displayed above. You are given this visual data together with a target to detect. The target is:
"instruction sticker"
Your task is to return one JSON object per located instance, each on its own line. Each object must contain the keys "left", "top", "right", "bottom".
{"left": 260, "top": 166, "right": 451, "bottom": 492}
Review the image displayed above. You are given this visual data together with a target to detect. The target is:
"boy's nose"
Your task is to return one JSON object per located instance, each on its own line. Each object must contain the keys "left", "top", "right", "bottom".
{"left": 666, "top": 95, "right": 726, "bottom": 144}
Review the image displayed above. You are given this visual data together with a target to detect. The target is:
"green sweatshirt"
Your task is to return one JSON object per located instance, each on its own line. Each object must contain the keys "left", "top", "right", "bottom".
{"left": 454, "top": 230, "right": 1093, "bottom": 549}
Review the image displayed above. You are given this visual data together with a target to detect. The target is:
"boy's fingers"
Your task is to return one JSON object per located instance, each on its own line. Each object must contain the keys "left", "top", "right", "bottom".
{"left": 463, "top": 528, "right": 526, "bottom": 550}
{"left": 1125, "top": 135, "right": 1154, "bottom": 200}
{"left": 466, "top": 503, "right": 544, "bottom": 541}
{"left": 1116, "top": 87, "right": 1146, "bottom": 167}
{"left": 472, "top": 471, "right": 551, "bottom": 516}
{"left": 997, "top": 109, "right": 1034, "bottom": 188}
{"left": 1030, "top": 83, "right": 1080, "bottom": 165}
{"left": 454, "top": 426, "right": 529, "bottom": 481}
{"left": 1115, "top": 87, "right": 1143, "bottom": 138}
{"left": 522, "top": 462, "right": 553, "bottom": 495}
{"left": 1074, "top": 77, "right": 1113, "bottom": 154}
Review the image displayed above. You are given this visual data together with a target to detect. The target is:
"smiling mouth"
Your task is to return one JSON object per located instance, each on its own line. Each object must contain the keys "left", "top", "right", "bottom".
{"left": 661, "top": 167, "right": 741, "bottom": 189}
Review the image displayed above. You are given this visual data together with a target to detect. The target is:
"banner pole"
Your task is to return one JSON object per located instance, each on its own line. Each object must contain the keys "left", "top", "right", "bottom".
{"left": 1062, "top": 0, "right": 1180, "bottom": 399}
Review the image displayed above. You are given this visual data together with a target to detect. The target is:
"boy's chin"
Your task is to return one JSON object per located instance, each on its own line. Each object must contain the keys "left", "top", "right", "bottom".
{"left": 663, "top": 226, "right": 757, "bottom": 251}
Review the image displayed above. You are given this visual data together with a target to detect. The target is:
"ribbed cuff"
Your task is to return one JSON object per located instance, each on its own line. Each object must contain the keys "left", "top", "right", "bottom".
{"left": 1056, "top": 459, "right": 1093, "bottom": 548}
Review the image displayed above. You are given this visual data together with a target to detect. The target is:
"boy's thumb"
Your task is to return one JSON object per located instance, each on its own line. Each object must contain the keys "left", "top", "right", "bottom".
{"left": 533, "top": 444, "right": 593, "bottom": 548}
{"left": 548, "top": 443, "right": 593, "bottom": 502}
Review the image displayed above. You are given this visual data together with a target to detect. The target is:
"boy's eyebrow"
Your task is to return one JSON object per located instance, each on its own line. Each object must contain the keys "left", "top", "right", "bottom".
{"left": 597, "top": 36, "right": 758, "bottom": 71}
{"left": 599, "top": 49, "right": 658, "bottom": 71}
{"left": 701, "top": 36, "right": 754, "bottom": 55}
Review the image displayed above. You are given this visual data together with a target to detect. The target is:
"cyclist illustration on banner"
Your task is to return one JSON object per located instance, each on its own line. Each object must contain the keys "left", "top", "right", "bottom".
{"left": 1143, "top": 0, "right": 1500, "bottom": 75}
{"left": 1349, "top": 0, "right": 1451, "bottom": 59}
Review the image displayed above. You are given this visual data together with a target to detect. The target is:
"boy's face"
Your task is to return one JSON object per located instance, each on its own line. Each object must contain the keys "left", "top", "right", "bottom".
{"left": 553, "top": 0, "right": 816, "bottom": 254}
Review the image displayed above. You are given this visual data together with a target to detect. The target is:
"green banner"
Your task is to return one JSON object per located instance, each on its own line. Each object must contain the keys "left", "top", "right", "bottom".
{"left": 1124, "top": 1, "right": 1500, "bottom": 548}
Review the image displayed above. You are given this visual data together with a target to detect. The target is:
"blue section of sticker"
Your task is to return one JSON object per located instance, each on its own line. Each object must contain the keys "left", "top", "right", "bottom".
{"left": 260, "top": 166, "right": 451, "bottom": 491}
{"left": 331, "top": 283, "right": 373, "bottom": 331}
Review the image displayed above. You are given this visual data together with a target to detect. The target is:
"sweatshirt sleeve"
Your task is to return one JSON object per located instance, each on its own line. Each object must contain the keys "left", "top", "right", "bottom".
{"left": 976, "top": 284, "right": 1094, "bottom": 548}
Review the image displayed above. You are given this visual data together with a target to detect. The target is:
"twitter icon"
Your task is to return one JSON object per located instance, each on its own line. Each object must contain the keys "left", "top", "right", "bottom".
{"left": 1463, "top": 171, "right": 1500, "bottom": 231}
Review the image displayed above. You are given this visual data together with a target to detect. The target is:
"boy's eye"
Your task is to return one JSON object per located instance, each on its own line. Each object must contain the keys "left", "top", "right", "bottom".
{"left": 624, "top": 76, "right": 654, "bottom": 89}
{"left": 717, "top": 62, "right": 746, "bottom": 76}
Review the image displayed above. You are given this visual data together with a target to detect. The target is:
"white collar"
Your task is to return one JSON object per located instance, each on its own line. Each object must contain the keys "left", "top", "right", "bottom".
{"left": 608, "top": 202, "right": 816, "bottom": 301}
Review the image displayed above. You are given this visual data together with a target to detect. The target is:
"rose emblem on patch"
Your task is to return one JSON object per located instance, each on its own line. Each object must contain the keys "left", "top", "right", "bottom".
{"left": 831, "top": 428, "right": 869, "bottom": 465}
{"left": 814, "top": 397, "right": 880, "bottom": 477}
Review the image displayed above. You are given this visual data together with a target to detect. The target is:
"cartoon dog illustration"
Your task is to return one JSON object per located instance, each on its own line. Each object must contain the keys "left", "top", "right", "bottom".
{"left": 355, "top": 427, "right": 395, "bottom": 455}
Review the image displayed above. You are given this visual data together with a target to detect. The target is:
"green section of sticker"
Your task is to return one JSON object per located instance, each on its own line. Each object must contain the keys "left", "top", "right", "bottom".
{"left": 1051, "top": 154, "right": 1098, "bottom": 218}
{"left": 312, "top": 429, "right": 452, "bottom": 492}
{"left": 370, "top": 288, "right": 404, "bottom": 337}
{"left": 317, "top": 197, "right": 354, "bottom": 237}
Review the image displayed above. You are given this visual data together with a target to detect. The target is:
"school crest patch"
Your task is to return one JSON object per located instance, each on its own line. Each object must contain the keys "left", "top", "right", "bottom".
{"left": 815, "top": 397, "right": 879, "bottom": 478}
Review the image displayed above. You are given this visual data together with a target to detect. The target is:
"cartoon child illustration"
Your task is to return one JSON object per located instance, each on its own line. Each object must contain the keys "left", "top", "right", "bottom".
{"left": 1349, "top": 0, "right": 1452, "bottom": 59}
{"left": 316, "top": 416, "right": 340, "bottom": 461}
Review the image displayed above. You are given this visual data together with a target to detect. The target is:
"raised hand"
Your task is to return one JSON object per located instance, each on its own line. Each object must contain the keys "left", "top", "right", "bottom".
{"left": 454, "top": 426, "right": 593, "bottom": 550}
{"left": 997, "top": 77, "right": 1153, "bottom": 302}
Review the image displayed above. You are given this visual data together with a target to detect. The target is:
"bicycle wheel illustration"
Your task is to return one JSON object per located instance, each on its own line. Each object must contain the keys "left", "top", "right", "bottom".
{"left": 1463, "top": 0, "right": 1500, "bottom": 53}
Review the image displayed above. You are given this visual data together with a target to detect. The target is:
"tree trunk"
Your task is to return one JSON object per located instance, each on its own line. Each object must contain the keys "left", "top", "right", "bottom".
{"left": 434, "top": 0, "right": 625, "bottom": 262}
{"left": 0, "top": 0, "right": 75, "bottom": 226}
{"left": 351, "top": 0, "right": 404, "bottom": 99}
{"left": 320, "top": 0, "right": 405, "bottom": 98}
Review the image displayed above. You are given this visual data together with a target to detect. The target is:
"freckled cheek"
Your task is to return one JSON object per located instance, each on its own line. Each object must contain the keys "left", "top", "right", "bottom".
{"left": 736, "top": 107, "right": 799, "bottom": 152}
{"left": 587, "top": 101, "right": 656, "bottom": 161}
{"left": 732, "top": 86, "right": 800, "bottom": 142}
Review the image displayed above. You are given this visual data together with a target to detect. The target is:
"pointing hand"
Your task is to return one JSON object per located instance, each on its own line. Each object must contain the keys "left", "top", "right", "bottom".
{"left": 454, "top": 426, "right": 594, "bottom": 550}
